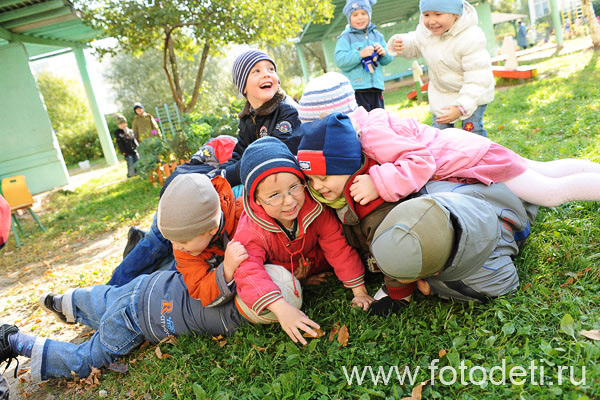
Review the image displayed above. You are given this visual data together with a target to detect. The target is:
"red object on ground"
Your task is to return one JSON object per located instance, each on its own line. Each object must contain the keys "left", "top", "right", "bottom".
{"left": 407, "top": 82, "right": 429, "bottom": 100}
{"left": 492, "top": 65, "right": 538, "bottom": 79}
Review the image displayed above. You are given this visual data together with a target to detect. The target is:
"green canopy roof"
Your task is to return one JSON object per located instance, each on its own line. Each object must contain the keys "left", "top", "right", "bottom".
{"left": 298, "top": 0, "right": 421, "bottom": 44}
{"left": 0, "top": 0, "right": 98, "bottom": 58}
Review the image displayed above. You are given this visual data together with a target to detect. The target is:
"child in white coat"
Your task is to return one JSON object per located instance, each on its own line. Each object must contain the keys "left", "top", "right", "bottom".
{"left": 387, "top": 0, "right": 494, "bottom": 137}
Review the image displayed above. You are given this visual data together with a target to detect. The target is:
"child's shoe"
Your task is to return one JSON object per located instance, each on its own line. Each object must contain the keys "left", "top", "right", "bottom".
{"left": 39, "top": 293, "right": 71, "bottom": 324}
{"left": 123, "top": 226, "right": 146, "bottom": 258}
{"left": 0, "top": 324, "right": 19, "bottom": 378}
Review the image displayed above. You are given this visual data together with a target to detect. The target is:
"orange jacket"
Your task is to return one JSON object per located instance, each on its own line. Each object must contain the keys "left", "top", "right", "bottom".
{"left": 173, "top": 176, "right": 243, "bottom": 306}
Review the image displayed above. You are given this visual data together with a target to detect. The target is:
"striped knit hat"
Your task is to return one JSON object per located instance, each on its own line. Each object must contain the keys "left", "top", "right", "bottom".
{"left": 297, "top": 113, "right": 362, "bottom": 176}
{"left": 298, "top": 72, "right": 358, "bottom": 123}
{"left": 240, "top": 137, "right": 304, "bottom": 201}
{"left": 232, "top": 49, "right": 277, "bottom": 96}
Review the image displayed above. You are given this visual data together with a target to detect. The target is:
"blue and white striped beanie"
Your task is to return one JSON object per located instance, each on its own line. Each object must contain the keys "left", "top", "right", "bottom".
{"left": 343, "top": 0, "right": 377, "bottom": 23}
{"left": 298, "top": 72, "right": 358, "bottom": 123}
{"left": 240, "top": 137, "right": 304, "bottom": 201}
{"left": 419, "top": 0, "right": 463, "bottom": 15}
{"left": 232, "top": 49, "right": 277, "bottom": 96}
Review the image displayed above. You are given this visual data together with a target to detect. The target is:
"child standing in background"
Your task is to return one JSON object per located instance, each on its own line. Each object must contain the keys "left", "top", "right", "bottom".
{"left": 335, "top": 0, "right": 393, "bottom": 111}
{"left": 132, "top": 102, "right": 162, "bottom": 141}
{"left": 387, "top": 0, "right": 494, "bottom": 137}
{"left": 113, "top": 114, "right": 139, "bottom": 178}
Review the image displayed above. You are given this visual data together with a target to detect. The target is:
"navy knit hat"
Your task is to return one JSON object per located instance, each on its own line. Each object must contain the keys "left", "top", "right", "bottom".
{"left": 240, "top": 137, "right": 304, "bottom": 201}
{"left": 297, "top": 113, "right": 362, "bottom": 176}
{"left": 232, "top": 49, "right": 277, "bottom": 96}
{"left": 133, "top": 102, "right": 144, "bottom": 112}
{"left": 420, "top": 0, "right": 463, "bottom": 15}
{"left": 343, "top": 0, "right": 377, "bottom": 24}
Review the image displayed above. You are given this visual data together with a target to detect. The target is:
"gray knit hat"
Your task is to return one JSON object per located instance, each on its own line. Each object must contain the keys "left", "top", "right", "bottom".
{"left": 157, "top": 174, "right": 221, "bottom": 242}
{"left": 232, "top": 49, "right": 277, "bottom": 96}
{"left": 370, "top": 197, "right": 454, "bottom": 281}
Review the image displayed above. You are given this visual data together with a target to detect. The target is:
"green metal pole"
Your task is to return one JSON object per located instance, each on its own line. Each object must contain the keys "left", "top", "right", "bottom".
{"left": 73, "top": 47, "right": 118, "bottom": 166}
{"left": 549, "top": 0, "right": 564, "bottom": 46}
{"left": 295, "top": 44, "right": 310, "bottom": 84}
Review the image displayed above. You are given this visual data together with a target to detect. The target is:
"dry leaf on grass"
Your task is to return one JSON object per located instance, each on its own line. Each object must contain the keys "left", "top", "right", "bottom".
{"left": 108, "top": 362, "right": 129, "bottom": 374}
{"left": 218, "top": 340, "right": 228, "bottom": 348}
{"left": 159, "top": 335, "right": 178, "bottom": 345}
{"left": 337, "top": 325, "right": 349, "bottom": 347}
{"left": 580, "top": 329, "right": 600, "bottom": 340}
{"left": 302, "top": 328, "right": 325, "bottom": 338}
{"left": 438, "top": 349, "right": 447, "bottom": 358}
{"left": 329, "top": 322, "right": 340, "bottom": 342}
{"left": 252, "top": 344, "right": 266, "bottom": 352}
{"left": 401, "top": 378, "right": 432, "bottom": 400}
{"left": 155, "top": 346, "right": 173, "bottom": 359}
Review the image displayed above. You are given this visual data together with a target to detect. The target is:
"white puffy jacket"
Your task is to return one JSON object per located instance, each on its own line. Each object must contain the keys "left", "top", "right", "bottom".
{"left": 386, "top": 2, "right": 494, "bottom": 120}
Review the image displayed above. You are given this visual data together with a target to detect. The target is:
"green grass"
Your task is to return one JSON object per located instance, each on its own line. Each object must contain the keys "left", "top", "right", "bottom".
{"left": 3, "top": 47, "right": 600, "bottom": 399}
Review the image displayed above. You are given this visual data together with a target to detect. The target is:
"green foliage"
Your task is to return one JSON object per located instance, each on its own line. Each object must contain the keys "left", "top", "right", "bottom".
{"left": 36, "top": 71, "right": 102, "bottom": 164}
{"left": 135, "top": 137, "right": 171, "bottom": 177}
{"left": 74, "top": 0, "right": 334, "bottom": 112}
{"left": 103, "top": 48, "right": 238, "bottom": 114}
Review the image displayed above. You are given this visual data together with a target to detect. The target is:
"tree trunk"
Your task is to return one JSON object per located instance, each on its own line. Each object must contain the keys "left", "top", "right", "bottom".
{"left": 163, "top": 27, "right": 185, "bottom": 113}
{"left": 581, "top": 0, "right": 600, "bottom": 49}
{"left": 183, "top": 41, "right": 210, "bottom": 114}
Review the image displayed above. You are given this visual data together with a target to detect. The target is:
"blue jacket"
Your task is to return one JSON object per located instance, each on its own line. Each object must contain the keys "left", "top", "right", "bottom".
{"left": 334, "top": 23, "right": 393, "bottom": 91}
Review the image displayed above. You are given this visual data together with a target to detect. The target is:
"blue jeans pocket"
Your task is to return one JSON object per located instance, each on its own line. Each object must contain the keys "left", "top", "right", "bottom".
{"left": 99, "top": 307, "right": 143, "bottom": 355}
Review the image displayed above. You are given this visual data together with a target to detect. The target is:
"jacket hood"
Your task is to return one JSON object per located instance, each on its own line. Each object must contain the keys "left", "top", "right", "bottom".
{"left": 427, "top": 191, "right": 499, "bottom": 280}
{"left": 416, "top": 1, "right": 478, "bottom": 38}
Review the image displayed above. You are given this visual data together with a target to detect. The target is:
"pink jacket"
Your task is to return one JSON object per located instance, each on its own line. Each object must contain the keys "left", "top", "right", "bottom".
{"left": 350, "top": 107, "right": 492, "bottom": 202}
{"left": 233, "top": 190, "right": 365, "bottom": 315}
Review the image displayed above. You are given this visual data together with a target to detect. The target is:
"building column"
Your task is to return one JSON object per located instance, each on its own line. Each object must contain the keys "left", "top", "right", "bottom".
{"left": 73, "top": 47, "right": 118, "bottom": 166}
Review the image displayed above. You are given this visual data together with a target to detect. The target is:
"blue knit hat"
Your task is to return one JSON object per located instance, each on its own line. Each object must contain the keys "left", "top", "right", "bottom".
{"left": 343, "top": 0, "right": 377, "bottom": 24}
{"left": 240, "top": 137, "right": 304, "bottom": 201}
{"left": 419, "top": 0, "right": 463, "bottom": 15}
{"left": 298, "top": 72, "right": 358, "bottom": 123}
{"left": 232, "top": 49, "right": 277, "bottom": 96}
{"left": 133, "top": 102, "right": 144, "bottom": 112}
{"left": 297, "top": 113, "right": 362, "bottom": 176}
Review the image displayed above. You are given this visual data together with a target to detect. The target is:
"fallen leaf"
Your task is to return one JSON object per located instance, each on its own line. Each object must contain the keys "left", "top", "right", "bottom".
{"left": 155, "top": 346, "right": 173, "bottom": 359}
{"left": 252, "top": 344, "right": 266, "bottom": 352}
{"left": 302, "top": 328, "right": 325, "bottom": 338}
{"left": 438, "top": 349, "right": 447, "bottom": 358}
{"left": 159, "top": 335, "right": 178, "bottom": 345}
{"left": 108, "top": 362, "right": 129, "bottom": 374}
{"left": 328, "top": 322, "right": 340, "bottom": 342}
{"left": 218, "top": 340, "right": 227, "bottom": 348}
{"left": 17, "top": 368, "right": 29, "bottom": 376}
{"left": 212, "top": 335, "right": 224, "bottom": 341}
{"left": 126, "top": 389, "right": 135, "bottom": 397}
{"left": 580, "top": 329, "right": 600, "bottom": 340}
{"left": 401, "top": 378, "right": 432, "bottom": 400}
{"left": 337, "top": 325, "right": 349, "bottom": 347}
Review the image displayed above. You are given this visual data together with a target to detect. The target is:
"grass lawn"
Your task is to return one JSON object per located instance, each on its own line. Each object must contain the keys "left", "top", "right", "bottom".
{"left": 2, "top": 47, "right": 600, "bottom": 399}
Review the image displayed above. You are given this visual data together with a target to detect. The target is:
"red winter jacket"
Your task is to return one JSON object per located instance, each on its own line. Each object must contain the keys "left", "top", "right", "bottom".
{"left": 233, "top": 189, "right": 365, "bottom": 315}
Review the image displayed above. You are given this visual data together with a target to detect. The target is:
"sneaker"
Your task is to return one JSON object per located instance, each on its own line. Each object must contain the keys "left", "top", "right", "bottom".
{"left": 368, "top": 286, "right": 410, "bottom": 316}
{"left": 0, "top": 324, "right": 19, "bottom": 378}
{"left": 123, "top": 226, "right": 146, "bottom": 258}
{"left": 39, "top": 293, "right": 71, "bottom": 324}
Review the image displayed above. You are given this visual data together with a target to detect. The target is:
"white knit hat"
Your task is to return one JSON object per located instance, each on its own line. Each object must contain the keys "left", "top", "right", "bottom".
{"left": 298, "top": 72, "right": 358, "bottom": 123}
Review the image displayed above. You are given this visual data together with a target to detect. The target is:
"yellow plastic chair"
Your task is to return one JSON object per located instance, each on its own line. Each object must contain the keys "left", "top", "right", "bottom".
{"left": 0, "top": 175, "right": 47, "bottom": 247}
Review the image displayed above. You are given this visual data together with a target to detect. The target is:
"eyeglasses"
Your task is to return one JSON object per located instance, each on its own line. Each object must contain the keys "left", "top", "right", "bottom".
{"left": 260, "top": 183, "right": 305, "bottom": 207}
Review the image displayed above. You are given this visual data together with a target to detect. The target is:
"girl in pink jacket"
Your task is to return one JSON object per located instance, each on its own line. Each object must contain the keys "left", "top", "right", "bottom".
{"left": 298, "top": 72, "right": 600, "bottom": 208}
{"left": 233, "top": 137, "right": 372, "bottom": 345}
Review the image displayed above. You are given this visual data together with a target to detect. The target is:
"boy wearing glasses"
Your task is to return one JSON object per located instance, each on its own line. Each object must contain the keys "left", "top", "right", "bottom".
{"left": 233, "top": 137, "right": 373, "bottom": 345}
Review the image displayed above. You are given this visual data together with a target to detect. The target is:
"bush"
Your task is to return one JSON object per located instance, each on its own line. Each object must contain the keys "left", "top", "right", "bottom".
{"left": 135, "top": 98, "right": 244, "bottom": 178}
{"left": 56, "top": 128, "right": 104, "bottom": 165}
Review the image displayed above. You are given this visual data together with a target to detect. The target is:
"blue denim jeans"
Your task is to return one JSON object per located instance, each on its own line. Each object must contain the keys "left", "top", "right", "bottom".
{"left": 31, "top": 277, "right": 146, "bottom": 381}
{"left": 107, "top": 214, "right": 175, "bottom": 286}
{"left": 432, "top": 104, "right": 488, "bottom": 137}
{"left": 125, "top": 152, "right": 139, "bottom": 177}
